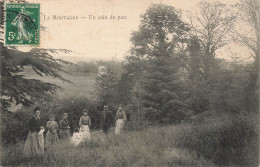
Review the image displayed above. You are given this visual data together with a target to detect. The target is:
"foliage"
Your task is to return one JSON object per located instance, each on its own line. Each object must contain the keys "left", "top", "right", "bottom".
{"left": 186, "top": 2, "right": 237, "bottom": 113}
{"left": 0, "top": 110, "right": 30, "bottom": 144}
{"left": 176, "top": 112, "right": 258, "bottom": 166}
{"left": 141, "top": 57, "right": 191, "bottom": 123}
{"left": 188, "top": 1, "right": 236, "bottom": 59}
{"left": 94, "top": 69, "right": 120, "bottom": 108}
{"left": 233, "top": 0, "right": 259, "bottom": 61}
{"left": 1, "top": 46, "right": 72, "bottom": 110}
{"left": 125, "top": 4, "right": 192, "bottom": 123}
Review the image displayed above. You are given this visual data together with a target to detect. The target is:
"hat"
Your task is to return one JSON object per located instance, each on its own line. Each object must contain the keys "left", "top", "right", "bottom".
{"left": 34, "top": 107, "right": 40, "bottom": 113}
{"left": 82, "top": 109, "right": 88, "bottom": 113}
{"left": 63, "top": 113, "right": 68, "bottom": 116}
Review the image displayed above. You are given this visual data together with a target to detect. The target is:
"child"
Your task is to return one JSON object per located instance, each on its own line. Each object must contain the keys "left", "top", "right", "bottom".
{"left": 45, "top": 115, "right": 59, "bottom": 148}
{"left": 38, "top": 126, "right": 45, "bottom": 135}
{"left": 71, "top": 128, "right": 82, "bottom": 146}
{"left": 79, "top": 109, "right": 91, "bottom": 141}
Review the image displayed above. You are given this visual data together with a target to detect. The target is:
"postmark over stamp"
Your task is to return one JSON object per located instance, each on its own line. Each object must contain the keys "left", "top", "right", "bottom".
{"left": 5, "top": 4, "right": 40, "bottom": 45}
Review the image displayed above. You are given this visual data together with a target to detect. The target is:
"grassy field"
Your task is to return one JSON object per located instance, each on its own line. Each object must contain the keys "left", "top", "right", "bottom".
{"left": 1, "top": 112, "right": 257, "bottom": 167}
{"left": 8, "top": 70, "right": 96, "bottom": 111}
{"left": 22, "top": 70, "right": 96, "bottom": 98}
{"left": 1, "top": 126, "right": 217, "bottom": 167}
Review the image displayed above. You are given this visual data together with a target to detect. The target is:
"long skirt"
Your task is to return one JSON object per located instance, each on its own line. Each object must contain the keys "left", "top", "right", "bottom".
{"left": 45, "top": 131, "right": 59, "bottom": 148}
{"left": 115, "top": 119, "right": 124, "bottom": 135}
{"left": 23, "top": 131, "right": 44, "bottom": 158}
{"left": 60, "top": 129, "right": 70, "bottom": 139}
{"left": 80, "top": 125, "right": 90, "bottom": 140}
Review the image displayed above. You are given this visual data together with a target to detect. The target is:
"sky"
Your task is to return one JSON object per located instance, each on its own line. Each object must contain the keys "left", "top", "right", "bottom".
{"left": 14, "top": 0, "right": 252, "bottom": 63}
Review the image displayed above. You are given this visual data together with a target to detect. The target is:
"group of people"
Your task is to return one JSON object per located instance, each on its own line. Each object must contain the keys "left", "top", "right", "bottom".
{"left": 23, "top": 105, "right": 127, "bottom": 158}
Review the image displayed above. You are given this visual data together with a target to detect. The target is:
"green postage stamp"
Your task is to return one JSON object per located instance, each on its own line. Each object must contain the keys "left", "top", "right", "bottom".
{"left": 5, "top": 4, "right": 40, "bottom": 45}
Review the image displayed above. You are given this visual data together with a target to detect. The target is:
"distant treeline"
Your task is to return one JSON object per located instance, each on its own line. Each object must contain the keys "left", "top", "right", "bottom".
{"left": 62, "top": 60, "right": 123, "bottom": 74}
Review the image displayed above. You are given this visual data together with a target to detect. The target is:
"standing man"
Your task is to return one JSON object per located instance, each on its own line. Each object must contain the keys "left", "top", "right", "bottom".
{"left": 101, "top": 105, "right": 113, "bottom": 134}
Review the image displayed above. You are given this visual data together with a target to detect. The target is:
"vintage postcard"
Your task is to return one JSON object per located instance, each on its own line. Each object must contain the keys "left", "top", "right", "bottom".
{"left": 0, "top": 0, "right": 259, "bottom": 166}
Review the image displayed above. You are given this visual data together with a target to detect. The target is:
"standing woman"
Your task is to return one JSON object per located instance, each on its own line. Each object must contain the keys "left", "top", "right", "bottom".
{"left": 45, "top": 115, "right": 59, "bottom": 148}
{"left": 79, "top": 109, "right": 91, "bottom": 140}
{"left": 115, "top": 105, "right": 127, "bottom": 135}
{"left": 23, "top": 107, "right": 45, "bottom": 158}
{"left": 59, "top": 113, "right": 70, "bottom": 139}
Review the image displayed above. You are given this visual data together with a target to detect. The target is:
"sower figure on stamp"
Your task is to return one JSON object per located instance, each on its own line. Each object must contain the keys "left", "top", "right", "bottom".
{"left": 101, "top": 105, "right": 113, "bottom": 134}
{"left": 115, "top": 105, "right": 127, "bottom": 135}
{"left": 11, "top": 6, "right": 33, "bottom": 43}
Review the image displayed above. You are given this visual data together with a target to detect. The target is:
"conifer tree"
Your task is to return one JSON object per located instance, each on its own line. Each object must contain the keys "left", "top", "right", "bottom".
{"left": 128, "top": 4, "right": 191, "bottom": 123}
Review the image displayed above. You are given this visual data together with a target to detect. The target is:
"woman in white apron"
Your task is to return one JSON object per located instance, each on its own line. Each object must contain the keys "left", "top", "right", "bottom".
{"left": 79, "top": 109, "right": 91, "bottom": 140}
{"left": 115, "top": 105, "right": 127, "bottom": 135}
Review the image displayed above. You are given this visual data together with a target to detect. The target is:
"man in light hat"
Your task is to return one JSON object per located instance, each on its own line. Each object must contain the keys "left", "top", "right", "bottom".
{"left": 101, "top": 105, "right": 113, "bottom": 134}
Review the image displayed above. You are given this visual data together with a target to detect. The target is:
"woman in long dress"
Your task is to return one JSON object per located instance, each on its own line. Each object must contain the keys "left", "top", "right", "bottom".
{"left": 115, "top": 105, "right": 127, "bottom": 135}
{"left": 45, "top": 115, "right": 59, "bottom": 148}
{"left": 23, "top": 107, "right": 45, "bottom": 158}
{"left": 79, "top": 109, "right": 91, "bottom": 141}
{"left": 59, "top": 113, "right": 70, "bottom": 139}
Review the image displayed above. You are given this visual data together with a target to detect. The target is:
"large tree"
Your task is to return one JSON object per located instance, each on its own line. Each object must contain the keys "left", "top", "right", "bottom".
{"left": 127, "top": 4, "right": 191, "bottom": 123}
{"left": 233, "top": 0, "right": 260, "bottom": 65}
{"left": 188, "top": 1, "right": 236, "bottom": 79}
{"left": 186, "top": 2, "right": 236, "bottom": 112}
{"left": 232, "top": 0, "right": 260, "bottom": 113}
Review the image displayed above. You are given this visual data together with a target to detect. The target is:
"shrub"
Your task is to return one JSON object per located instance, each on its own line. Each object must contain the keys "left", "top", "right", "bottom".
{"left": 175, "top": 112, "right": 258, "bottom": 166}
{"left": 1, "top": 111, "right": 30, "bottom": 144}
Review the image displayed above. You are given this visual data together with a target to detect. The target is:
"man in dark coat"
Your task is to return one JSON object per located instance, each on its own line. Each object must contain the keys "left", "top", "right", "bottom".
{"left": 101, "top": 105, "right": 113, "bottom": 134}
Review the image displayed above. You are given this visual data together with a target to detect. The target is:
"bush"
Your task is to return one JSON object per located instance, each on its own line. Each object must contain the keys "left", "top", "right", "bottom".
{"left": 175, "top": 112, "right": 259, "bottom": 166}
{"left": 1, "top": 111, "right": 30, "bottom": 144}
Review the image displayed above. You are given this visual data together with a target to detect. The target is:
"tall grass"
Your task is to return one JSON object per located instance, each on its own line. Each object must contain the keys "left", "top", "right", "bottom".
{"left": 1, "top": 128, "right": 216, "bottom": 167}
{"left": 1, "top": 112, "right": 257, "bottom": 167}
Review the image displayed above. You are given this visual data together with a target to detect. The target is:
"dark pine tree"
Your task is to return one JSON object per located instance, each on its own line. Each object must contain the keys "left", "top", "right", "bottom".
{"left": 128, "top": 4, "right": 191, "bottom": 123}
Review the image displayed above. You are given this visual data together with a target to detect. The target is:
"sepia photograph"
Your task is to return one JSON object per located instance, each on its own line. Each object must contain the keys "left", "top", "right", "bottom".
{"left": 0, "top": 0, "right": 259, "bottom": 166}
